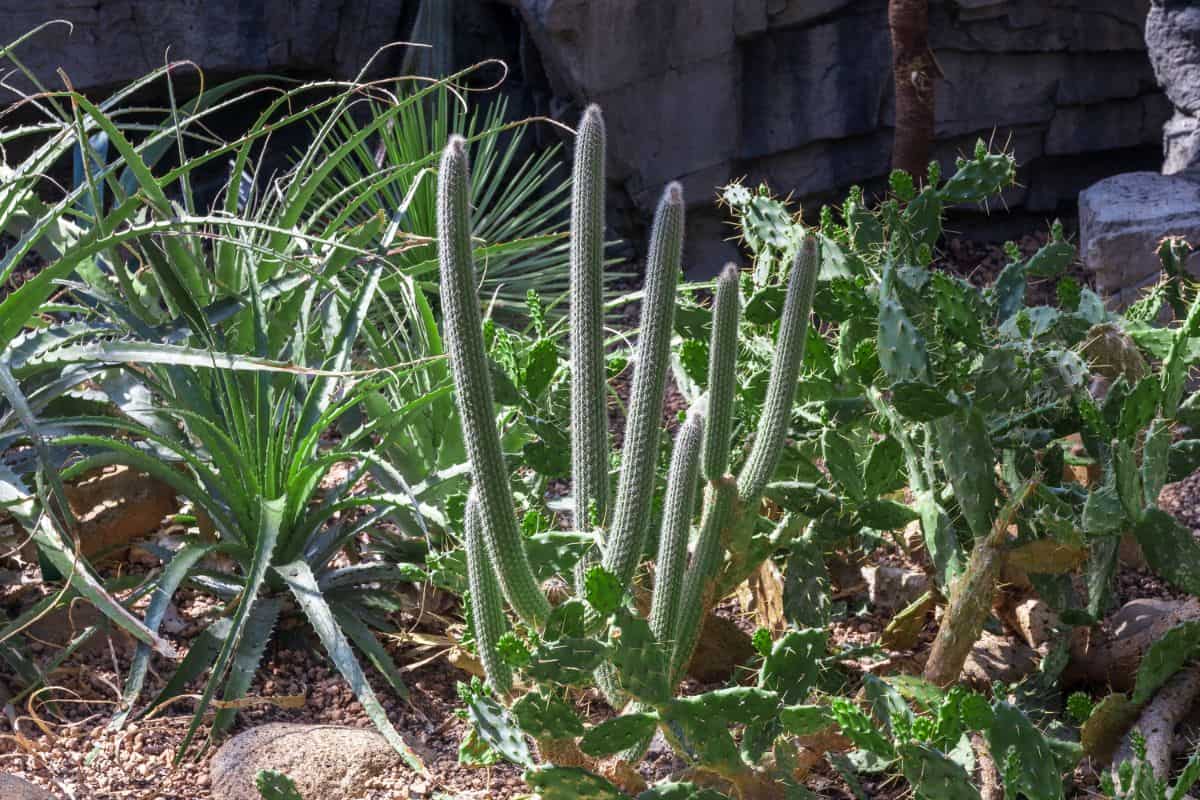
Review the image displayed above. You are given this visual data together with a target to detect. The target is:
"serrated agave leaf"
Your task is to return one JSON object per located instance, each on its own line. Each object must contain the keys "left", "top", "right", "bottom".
{"left": 177, "top": 496, "right": 284, "bottom": 759}
{"left": 0, "top": 376, "right": 176, "bottom": 658}
{"left": 295, "top": 262, "right": 382, "bottom": 439}
{"left": 275, "top": 559, "right": 426, "bottom": 775}
{"left": 27, "top": 340, "right": 325, "bottom": 376}
{"left": 211, "top": 597, "right": 282, "bottom": 737}
{"left": 112, "top": 541, "right": 216, "bottom": 729}
{"left": 140, "top": 618, "right": 232, "bottom": 721}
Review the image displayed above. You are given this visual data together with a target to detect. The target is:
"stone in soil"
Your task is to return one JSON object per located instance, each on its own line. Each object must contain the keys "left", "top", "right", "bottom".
{"left": 210, "top": 723, "right": 411, "bottom": 800}
{"left": 1078, "top": 171, "right": 1200, "bottom": 308}
{"left": 0, "top": 774, "right": 58, "bottom": 799}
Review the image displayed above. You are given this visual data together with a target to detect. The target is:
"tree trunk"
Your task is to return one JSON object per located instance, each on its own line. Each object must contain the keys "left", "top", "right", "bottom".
{"left": 889, "top": 0, "right": 937, "bottom": 179}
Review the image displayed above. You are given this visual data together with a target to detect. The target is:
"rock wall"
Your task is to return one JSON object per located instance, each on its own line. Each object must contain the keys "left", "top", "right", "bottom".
{"left": 519, "top": 0, "right": 1167, "bottom": 267}
{"left": 1146, "top": 0, "right": 1200, "bottom": 173}
{"left": 5, "top": 1, "right": 1169, "bottom": 271}
{"left": 1, "top": 3, "right": 415, "bottom": 91}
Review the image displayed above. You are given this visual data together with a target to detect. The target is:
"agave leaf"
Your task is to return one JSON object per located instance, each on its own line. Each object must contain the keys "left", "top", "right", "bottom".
{"left": 274, "top": 559, "right": 426, "bottom": 775}
{"left": 212, "top": 597, "right": 283, "bottom": 737}
{"left": 331, "top": 603, "right": 409, "bottom": 699}
{"left": 112, "top": 540, "right": 218, "bottom": 729}
{"left": 178, "top": 495, "right": 285, "bottom": 759}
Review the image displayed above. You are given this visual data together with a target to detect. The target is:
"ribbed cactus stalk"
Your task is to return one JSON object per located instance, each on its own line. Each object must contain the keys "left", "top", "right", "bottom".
{"left": 438, "top": 135, "right": 550, "bottom": 628}
{"left": 465, "top": 492, "right": 512, "bottom": 695}
{"left": 570, "top": 105, "right": 611, "bottom": 534}
{"left": 670, "top": 478, "right": 737, "bottom": 681}
{"left": 439, "top": 108, "right": 822, "bottom": 746}
{"left": 602, "top": 182, "right": 685, "bottom": 588}
{"left": 702, "top": 264, "right": 740, "bottom": 481}
{"left": 736, "top": 236, "right": 819, "bottom": 503}
{"left": 648, "top": 402, "right": 705, "bottom": 643}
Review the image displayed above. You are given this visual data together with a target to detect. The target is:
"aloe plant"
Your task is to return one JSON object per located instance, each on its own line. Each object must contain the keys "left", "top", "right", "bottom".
{"left": 437, "top": 103, "right": 830, "bottom": 796}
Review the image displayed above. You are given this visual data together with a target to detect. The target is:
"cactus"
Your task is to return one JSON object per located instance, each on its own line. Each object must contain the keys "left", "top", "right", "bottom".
{"left": 570, "top": 105, "right": 611, "bottom": 534}
{"left": 465, "top": 492, "right": 513, "bottom": 694}
{"left": 439, "top": 105, "right": 821, "bottom": 792}
{"left": 438, "top": 135, "right": 550, "bottom": 628}
{"left": 649, "top": 405, "right": 704, "bottom": 644}
{"left": 702, "top": 265, "right": 740, "bottom": 481}
{"left": 603, "top": 182, "right": 684, "bottom": 589}
{"left": 736, "top": 236, "right": 820, "bottom": 503}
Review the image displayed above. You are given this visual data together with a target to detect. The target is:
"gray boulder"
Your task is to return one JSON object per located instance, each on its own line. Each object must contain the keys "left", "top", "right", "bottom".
{"left": 0, "top": 775, "right": 57, "bottom": 800}
{"left": 1079, "top": 171, "right": 1200, "bottom": 307}
{"left": 210, "top": 724, "right": 408, "bottom": 800}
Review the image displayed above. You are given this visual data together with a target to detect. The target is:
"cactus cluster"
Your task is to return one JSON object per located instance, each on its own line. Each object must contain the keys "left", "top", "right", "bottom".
{"left": 437, "top": 105, "right": 819, "bottom": 793}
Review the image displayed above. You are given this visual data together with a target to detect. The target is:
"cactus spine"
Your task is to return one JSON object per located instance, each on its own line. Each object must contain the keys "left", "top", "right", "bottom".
{"left": 465, "top": 492, "right": 513, "bottom": 695}
{"left": 648, "top": 404, "right": 705, "bottom": 643}
{"left": 702, "top": 263, "right": 740, "bottom": 481}
{"left": 736, "top": 236, "right": 819, "bottom": 503}
{"left": 437, "top": 136, "right": 550, "bottom": 628}
{"left": 570, "top": 105, "right": 611, "bottom": 534}
{"left": 602, "top": 182, "right": 685, "bottom": 588}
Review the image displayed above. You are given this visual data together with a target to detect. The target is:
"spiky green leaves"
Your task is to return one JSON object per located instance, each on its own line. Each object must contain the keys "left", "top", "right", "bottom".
{"left": 737, "top": 235, "right": 819, "bottom": 503}
{"left": 570, "top": 105, "right": 611, "bottom": 532}
{"left": 438, "top": 136, "right": 550, "bottom": 627}
{"left": 603, "top": 182, "right": 685, "bottom": 589}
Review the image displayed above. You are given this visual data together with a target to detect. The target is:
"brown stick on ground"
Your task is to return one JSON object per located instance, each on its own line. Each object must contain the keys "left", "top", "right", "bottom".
{"left": 972, "top": 733, "right": 1003, "bottom": 800}
{"left": 923, "top": 481, "right": 1036, "bottom": 687}
{"left": 888, "top": 0, "right": 938, "bottom": 177}
{"left": 1112, "top": 664, "right": 1200, "bottom": 790}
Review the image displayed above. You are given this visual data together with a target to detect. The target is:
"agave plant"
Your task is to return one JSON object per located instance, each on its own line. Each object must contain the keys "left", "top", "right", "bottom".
{"left": 0, "top": 32, "right": 465, "bottom": 766}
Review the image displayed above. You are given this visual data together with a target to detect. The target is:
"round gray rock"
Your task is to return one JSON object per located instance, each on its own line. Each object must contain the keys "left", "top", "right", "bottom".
{"left": 0, "top": 774, "right": 57, "bottom": 800}
{"left": 210, "top": 724, "right": 404, "bottom": 800}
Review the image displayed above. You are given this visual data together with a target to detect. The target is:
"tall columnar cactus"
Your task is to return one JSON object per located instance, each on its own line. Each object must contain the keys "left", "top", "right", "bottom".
{"left": 570, "top": 105, "right": 611, "bottom": 534}
{"left": 702, "top": 264, "right": 740, "bottom": 482}
{"left": 736, "top": 235, "right": 819, "bottom": 504}
{"left": 602, "top": 182, "right": 685, "bottom": 589}
{"left": 465, "top": 492, "right": 512, "bottom": 694}
{"left": 648, "top": 403, "right": 705, "bottom": 644}
{"left": 438, "top": 135, "right": 551, "bottom": 628}
{"left": 438, "top": 107, "right": 820, "bottom": 719}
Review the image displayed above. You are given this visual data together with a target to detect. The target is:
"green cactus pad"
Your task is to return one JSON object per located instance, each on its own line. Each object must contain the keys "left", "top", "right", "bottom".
{"left": 580, "top": 712, "right": 659, "bottom": 757}
{"left": 524, "top": 766, "right": 625, "bottom": 800}
{"left": 511, "top": 691, "right": 586, "bottom": 741}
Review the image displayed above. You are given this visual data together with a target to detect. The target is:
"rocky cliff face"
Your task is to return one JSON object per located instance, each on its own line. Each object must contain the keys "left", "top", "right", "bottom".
{"left": 518, "top": 0, "right": 1166, "bottom": 265}
{"left": 4, "top": 1, "right": 1168, "bottom": 270}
